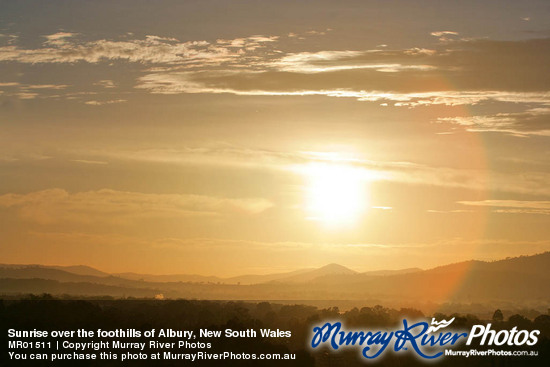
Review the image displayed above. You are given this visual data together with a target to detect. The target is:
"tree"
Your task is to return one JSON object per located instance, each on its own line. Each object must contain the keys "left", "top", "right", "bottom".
{"left": 492, "top": 309, "right": 504, "bottom": 323}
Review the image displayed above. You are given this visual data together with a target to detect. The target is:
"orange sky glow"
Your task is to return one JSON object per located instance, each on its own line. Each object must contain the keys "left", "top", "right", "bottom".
{"left": 1, "top": 1, "right": 549, "bottom": 277}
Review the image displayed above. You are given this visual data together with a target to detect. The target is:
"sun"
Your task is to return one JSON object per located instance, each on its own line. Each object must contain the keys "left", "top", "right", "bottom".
{"left": 303, "top": 163, "right": 370, "bottom": 227}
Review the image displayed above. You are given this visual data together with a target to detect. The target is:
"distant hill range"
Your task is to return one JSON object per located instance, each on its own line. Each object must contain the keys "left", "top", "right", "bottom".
{"left": 1, "top": 252, "right": 549, "bottom": 306}
{"left": 0, "top": 262, "right": 419, "bottom": 285}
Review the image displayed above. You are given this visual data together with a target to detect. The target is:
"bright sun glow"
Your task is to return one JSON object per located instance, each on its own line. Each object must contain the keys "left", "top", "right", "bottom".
{"left": 304, "top": 163, "right": 370, "bottom": 227}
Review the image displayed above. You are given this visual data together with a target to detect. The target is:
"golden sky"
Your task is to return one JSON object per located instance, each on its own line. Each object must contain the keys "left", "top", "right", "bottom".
{"left": 1, "top": 1, "right": 549, "bottom": 276}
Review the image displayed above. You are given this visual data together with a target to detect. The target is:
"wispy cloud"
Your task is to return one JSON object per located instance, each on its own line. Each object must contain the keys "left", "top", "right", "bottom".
{"left": 430, "top": 31, "right": 460, "bottom": 42}
{"left": 427, "top": 209, "right": 473, "bottom": 214}
{"left": 0, "top": 188, "right": 274, "bottom": 225}
{"left": 3, "top": 32, "right": 550, "bottom": 127}
{"left": 43, "top": 32, "right": 78, "bottom": 46}
{"left": 137, "top": 71, "right": 550, "bottom": 106}
{"left": 458, "top": 200, "right": 550, "bottom": 214}
{"left": 25, "top": 84, "right": 69, "bottom": 90}
{"left": 270, "top": 50, "right": 436, "bottom": 73}
{"left": 132, "top": 36, "right": 550, "bottom": 117}
{"left": 0, "top": 82, "right": 69, "bottom": 100}
{"left": 93, "top": 80, "right": 116, "bottom": 88}
{"left": 79, "top": 145, "right": 550, "bottom": 196}
{"left": 431, "top": 31, "right": 459, "bottom": 37}
{"left": 436, "top": 108, "right": 550, "bottom": 136}
{"left": 70, "top": 159, "right": 109, "bottom": 165}
{"left": 0, "top": 33, "right": 276, "bottom": 66}
{"left": 85, "top": 99, "right": 127, "bottom": 106}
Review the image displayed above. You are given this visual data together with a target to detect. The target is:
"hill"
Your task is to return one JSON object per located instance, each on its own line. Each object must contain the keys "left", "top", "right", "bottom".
{"left": 1, "top": 253, "right": 549, "bottom": 308}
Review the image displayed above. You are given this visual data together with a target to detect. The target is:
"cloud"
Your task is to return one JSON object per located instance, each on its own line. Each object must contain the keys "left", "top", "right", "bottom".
{"left": 457, "top": 200, "right": 550, "bottom": 215}
{"left": 0, "top": 83, "right": 68, "bottom": 91}
{"left": 70, "top": 159, "right": 109, "bottom": 165}
{"left": 0, "top": 33, "right": 277, "bottom": 66}
{"left": 216, "top": 35, "right": 278, "bottom": 50}
{"left": 431, "top": 31, "right": 459, "bottom": 37}
{"left": 25, "top": 84, "right": 68, "bottom": 90}
{"left": 3, "top": 33, "right": 550, "bottom": 123}
{"left": 93, "top": 80, "right": 116, "bottom": 88}
{"left": 85, "top": 99, "right": 127, "bottom": 106}
{"left": 0, "top": 33, "right": 18, "bottom": 46}
{"left": 427, "top": 209, "right": 473, "bottom": 214}
{"left": 136, "top": 70, "right": 550, "bottom": 106}
{"left": 84, "top": 145, "right": 550, "bottom": 196}
{"left": 436, "top": 108, "right": 550, "bottom": 136}
{"left": 0, "top": 188, "right": 274, "bottom": 224}
{"left": 133, "top": 37, "right": 550, "bottom": 115}
{"left": 0, "top": 38, "right": 210, "bottom": 64}
{"left": 270, "top": 50, "right": 436, "bottom": 73}
{"left": 430, "top": 31, "right": 459, "bottom": 42}
{"left": 0, "top": 82, "right": 69, "bottom": 100}
{"left": 15, "top": 92, "right": 38, "bottom": 99}
{"left": 43, "top": 32, "right": 78, "bottom": 46}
